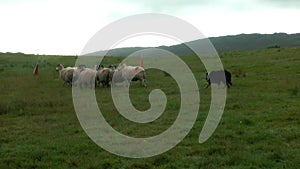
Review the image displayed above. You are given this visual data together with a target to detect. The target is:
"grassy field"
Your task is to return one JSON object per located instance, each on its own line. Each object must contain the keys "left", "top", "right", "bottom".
{"left": 0, "top": 48, "right": 299, "bottom": 169}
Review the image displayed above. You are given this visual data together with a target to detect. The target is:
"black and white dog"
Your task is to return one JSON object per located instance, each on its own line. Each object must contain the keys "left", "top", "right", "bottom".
{"left": 205, "top": 70, "right": 232, "bottom": 88}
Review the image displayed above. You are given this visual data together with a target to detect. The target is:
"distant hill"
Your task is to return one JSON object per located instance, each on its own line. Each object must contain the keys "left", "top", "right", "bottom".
{"left": 207, "top": 33, "right": 300, "bottom": 52}
{"left": 91, "top": 33, "right": 300, "bottom": 57}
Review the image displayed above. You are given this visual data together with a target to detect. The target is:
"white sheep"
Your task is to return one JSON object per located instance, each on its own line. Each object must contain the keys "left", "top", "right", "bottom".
{"left": 56, "top": 64, "right": 76, "bottom": 86}
{"left": 117, "top": 63, "right": 147, "bottom": 87}
{"left": 76, "top": 67, "right": 97, "bottom": 89}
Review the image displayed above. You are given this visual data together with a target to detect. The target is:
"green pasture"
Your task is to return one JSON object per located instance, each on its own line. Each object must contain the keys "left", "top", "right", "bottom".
{"left": 0, "top": 48, "right": 299, "bottom": 168}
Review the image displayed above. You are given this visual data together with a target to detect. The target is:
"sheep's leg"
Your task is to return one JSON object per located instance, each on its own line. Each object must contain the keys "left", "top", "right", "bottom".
{"left": 72, "top": 81, "right": 77, "bottom": 87}
{"left": 142, "top": 79, "right": 147, "bottom": 87}
{"left": 125, "top": 80, "right": 130, "bottom": 88}
{"left": 106, "top": 80, "right": 110, "bottom": 88}
{"left": 101, "top": 81, "right": 108, "bottom": 88}
{"left": 105, "top": 74, "right": 110, "bottom": 88}
{"left": 69, "top": 80, "right": 73, "bottom": 87}
{"left": 95, "top": 80, "right": 98, "bottom": 88}
{"left": 79, "top": 81, "right": 83, "bottom": 89}
{"left": 111, "top": 80, "right": 116, "bottom": 88}
{"left": 105, "top": 81, "right": 110, "bottom": 88}
{"left": 91, "top": 79, "right": 95, "bottom": 89}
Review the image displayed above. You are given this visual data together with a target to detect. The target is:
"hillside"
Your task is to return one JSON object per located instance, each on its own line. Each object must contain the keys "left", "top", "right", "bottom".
{"left": 92, "top": 33, "right": 300, "bottom": 56}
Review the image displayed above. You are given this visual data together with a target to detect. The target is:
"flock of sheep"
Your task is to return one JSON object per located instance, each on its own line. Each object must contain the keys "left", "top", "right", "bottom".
{"left": 56, "top": 63, "right": 147, "bottom": 88}
{"left": 56, "top": 63, "right": 232, "bottom": 89}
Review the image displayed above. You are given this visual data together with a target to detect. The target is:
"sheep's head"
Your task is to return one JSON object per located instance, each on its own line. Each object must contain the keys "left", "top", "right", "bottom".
{"left": 109, "top": 64, "right": 116, "bottom": 70}
{"left": 56, "top": 64, "right": 63, "bottom": 71}
{"left": 77, "top": 64, "right": 87, "bottom": 71}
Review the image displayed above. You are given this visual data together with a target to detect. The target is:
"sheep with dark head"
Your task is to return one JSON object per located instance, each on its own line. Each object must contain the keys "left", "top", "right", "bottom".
{"left": 96, "top": 64, "right": 111, "bottom": 88}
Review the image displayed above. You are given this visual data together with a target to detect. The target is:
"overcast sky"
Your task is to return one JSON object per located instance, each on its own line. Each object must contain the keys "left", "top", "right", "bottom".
{"left": 0, "top": 0, "right": 299, "bottom": 55}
